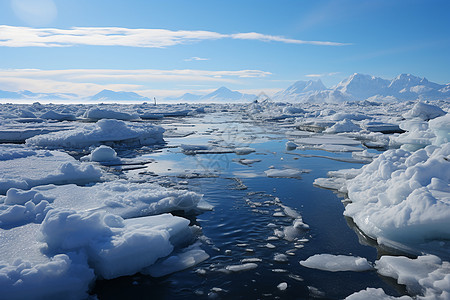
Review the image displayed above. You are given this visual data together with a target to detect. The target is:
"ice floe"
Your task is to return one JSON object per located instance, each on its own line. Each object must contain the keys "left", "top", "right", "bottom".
{"left": 26, "top": 119, "right": 164, "bottom": 149}
{"left": 0, "top": 146, "right": 102, "bottom": 194}
{"left": 299, "top": 254, "right": 373, "bottom": 272}
{"left": 345, "top": 143, "right": 450, "bottom": 248}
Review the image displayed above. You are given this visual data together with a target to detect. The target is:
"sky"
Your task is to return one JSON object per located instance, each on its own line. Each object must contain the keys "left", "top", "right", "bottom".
{"left": 0, "top": 0, "right": 449, "bottom": 99}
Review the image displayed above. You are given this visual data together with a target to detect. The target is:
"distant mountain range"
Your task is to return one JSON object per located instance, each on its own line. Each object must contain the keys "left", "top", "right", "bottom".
{"left": 89, "top": 89, "right": 150, "bottom": 102}
{"left": 1, "top": 73, "right": 449, "bottom": 103}
{"left": 273, "top": 73, "right": 450, "bottom": 102}
{"left": 0, "top": 90, "right": 78, "bottom": 101}
{"left": 165, "top": 86, "right": 256, "bottom": 102}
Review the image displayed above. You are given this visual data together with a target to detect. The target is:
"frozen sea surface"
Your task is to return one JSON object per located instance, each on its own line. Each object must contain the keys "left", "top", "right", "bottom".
{"left": 0, "top": 101, "right": 449, "bottom": 299}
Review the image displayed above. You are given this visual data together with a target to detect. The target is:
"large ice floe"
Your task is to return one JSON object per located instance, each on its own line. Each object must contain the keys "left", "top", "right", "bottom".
{"left": 26, "top": 118, "right": 164, "bottom": 149}
{"left": 0, "top": 145, "right": 102, "bottom": 194}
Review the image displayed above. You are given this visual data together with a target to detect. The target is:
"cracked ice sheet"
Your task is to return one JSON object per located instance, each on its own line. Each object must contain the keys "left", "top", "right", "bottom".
{"left": 0, "top": 145, "right": 102, "bottom": 194}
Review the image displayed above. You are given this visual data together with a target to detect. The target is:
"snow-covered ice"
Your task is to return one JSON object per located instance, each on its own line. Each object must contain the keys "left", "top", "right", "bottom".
{"left": 26, "top": 119, "right": 164, "bottom": 149}
{"left": 345, "top": 143, "right": 450, "bottom": 248}
{"left": 0, "top": 146, "right": 102, "bottom": 194}
{"left": 299, "top": 254, "right": 373, "bottom": 272}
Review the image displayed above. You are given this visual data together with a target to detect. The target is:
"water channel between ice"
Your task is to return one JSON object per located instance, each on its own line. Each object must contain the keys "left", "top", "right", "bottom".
{"left": 93, "top": 112, "right": 407, "bottom": 299}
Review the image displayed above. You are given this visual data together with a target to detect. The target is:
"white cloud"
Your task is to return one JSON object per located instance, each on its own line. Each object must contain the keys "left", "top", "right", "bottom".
{"left": 305, "top": 72, "right": 340, "bottom": 78}
{"left": 0, "top": 25, "right": 349, "bottom": 48}
{"left": 184, "top": 57, "right": 210, "bottom": 61}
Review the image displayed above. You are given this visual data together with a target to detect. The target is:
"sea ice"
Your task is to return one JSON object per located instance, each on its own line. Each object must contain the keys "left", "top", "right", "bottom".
{"left": 26, "top": 119, "right": 164, "bottom": 149}
{"left": 264, "top": 168, "right": 304, "bottom": 178}
{"left": 143, "top": 242, "right": 209, "bottom": 277}
{"left": 225, "top": 262, "right": 258, "bottom": 272}
{"left": 41, "top": 210, "right": 192, "bottom": 279}
{"left": 299, "top": 254, "right": 373, "bottom": 272}
{"left": 83, "top": 107, "right": 139, "bottom": 121}
{"left": 344, "top": 143, "right": 450, "bottom": 247}
{"left": 80, "top": 145, "right": 119, "bottom": 162}
{"left": 0, "top": 146, "right": 102, "bottom": 194}
{"left": 375, "top": 255, "right": 450, "bottom": 299}
{"left": 345, "top": 288, "right": 412, "bottom": 300}
{"left": 28, "top": 180, "right": 205, "bottom": 219}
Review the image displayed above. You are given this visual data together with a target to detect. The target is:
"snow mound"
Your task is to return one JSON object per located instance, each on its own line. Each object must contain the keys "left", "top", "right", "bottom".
{"left": 81, "top": 145, "right": 118, "bottom": 162}
{"left": 26, "top": 119, "right": 164, "bottom": 149}
{"left": 300, "top": 254, "right": 373, "bottom": 272}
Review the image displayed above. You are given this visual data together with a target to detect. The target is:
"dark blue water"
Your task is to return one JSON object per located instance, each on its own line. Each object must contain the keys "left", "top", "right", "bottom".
{"left": 93, "top": 113, "right": 407, "bottom": 299}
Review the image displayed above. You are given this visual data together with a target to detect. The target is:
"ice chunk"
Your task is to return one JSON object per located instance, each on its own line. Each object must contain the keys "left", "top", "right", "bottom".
{"left": 26, "top": 119, "right": 164, "bottom": 149}
{"left": 345, "top": 288, "right": 412, "bottom": 300}
{"left": 429, "top": 114, "right": 450, "bottom": 146}
{"left": 300, "top": 254, "right": 373, "bottom": 272}
{"left": 265, "top": 168, "right": 304, "bottom": 178}
{"left": 83, "top": 107, "right": 139, "bottom": 121}
{"left": 40, "top": 110, "right": 76, "bottom": 121}
{"left": 234, "top": 147, "right": 255, "bottom": 155}
{"left": 285, "top": 141, "right": 298, "bottom": 150}
{"left": 403, "top": 102, "right": 446, "bottom": 121}
{"left": 31, "top": 180, "right": 204, "bottom": 218}
{"left": 81, "top": 145, "right": 118, "bottom": 162}
{"left": 344, "top": 143, "right": 450, "bottom": 247}
{"left": 0, "top": 252, "right": 95, "bottom": 300}
{"left": 324, "top": 119, "right": 361, "bottom": 133}
{"left": 277, "top": 282, "right": 288, "bottom": 291}
{"left": 375, "top": 255, "right": 450, "bottom": 299}
{"left": 41, "top": 210, "right": 191, "bottom": 279}
{"left": 143, "top": 242, "right": 209, "bottom": 277}
{"left": 225, "top": 263, "right": 258, "bottom": 272}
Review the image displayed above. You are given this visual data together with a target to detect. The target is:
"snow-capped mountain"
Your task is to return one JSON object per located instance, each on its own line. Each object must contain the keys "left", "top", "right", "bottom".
{"left": 200, "top": 86, "right": 255, "bottom": 102}
{"left": 333, "top": 73, "right": 390, "bottom": 100}
{"left": 166, "top": 87, "right": 256, "bottom": 102}
{"left": 276, "top": 73, "right": 450, "bottom": 103}
{"left": 272, "top": 79, "right": 326, "bottom": 101}
{"left": 88, "top": 89, "right": 150, "bottom": 101}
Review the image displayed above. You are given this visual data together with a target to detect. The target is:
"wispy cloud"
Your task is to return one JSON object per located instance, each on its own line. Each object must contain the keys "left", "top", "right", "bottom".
{"left": 305, "top": 72, "right": 340, "bottom": 78}
{"left": 0, "top": 25, "right": 350, "bottom": 48}
{"left": 0, "top": 68, "right": 272, "bottom": 96}
{"left": 184, "top": 57, "right": 210, "bottom": 61}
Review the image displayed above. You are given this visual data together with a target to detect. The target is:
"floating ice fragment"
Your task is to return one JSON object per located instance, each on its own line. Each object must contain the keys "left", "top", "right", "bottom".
{"left": 277, "top": 282, "right": 288, "bottom": 291}
{"left": 143, "top": 242, "right": 210, "bottom": 277}
{"left": 375, "top": 255, "right": 450, "bottom": 299}
{"left": 26, "top": 119, "right": 164, "bottom": 149}
{"left": 345, "top": 288, "right": 411, "bottom": 300}
{"left": 265, "top": 168, "right": 304, "bottom": 178}
{"left": 225, "top": 263, "right": 258, "bottom": 272}
{"left": 286, "top": 141, "right": 298, "bottom": 150}
{"left": 300, "top": 254, "right": 373, "bottom": 272}
{"left": 0, "top": 147, "right": 102, "bottom": 194}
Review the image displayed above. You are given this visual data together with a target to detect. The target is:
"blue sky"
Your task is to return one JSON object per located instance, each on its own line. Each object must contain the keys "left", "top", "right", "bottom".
{"left": 0, "top": 0, "right": 449, "bottom": 99}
